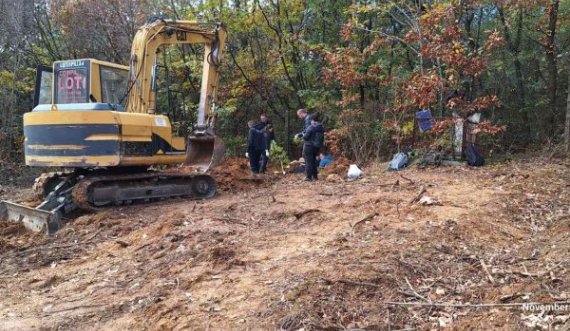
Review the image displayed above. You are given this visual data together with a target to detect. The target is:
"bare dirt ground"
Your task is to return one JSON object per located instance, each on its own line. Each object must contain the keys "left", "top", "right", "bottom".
{"left": 1, "top": 157, "right": 570, "bottom": 330}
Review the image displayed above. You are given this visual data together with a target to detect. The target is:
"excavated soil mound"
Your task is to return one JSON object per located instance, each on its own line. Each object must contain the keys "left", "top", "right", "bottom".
{"left": 208, "top": 158, "right": 270, "bottom": 192}
{"left": 0, "top": 221, "right": 43, "bottom": 252}
{"left": 321, "top": 156, "right": 351, "bottom": 177}
{"left": 0, "top": 221, "right": 28, "bottom": 237}
{"left": 169, "top": 158, "right": 271, "bottom": 192}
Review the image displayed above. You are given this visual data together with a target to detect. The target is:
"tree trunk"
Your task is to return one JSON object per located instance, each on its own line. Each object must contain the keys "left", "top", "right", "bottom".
{"left": 545, "top": 0, "right": 559, "bottom": 135}
{"left": 564, "top": 59, "right": 570, "bottom": 154}
{"left": 285, "top": 104, "right": 292, "bottom": 157}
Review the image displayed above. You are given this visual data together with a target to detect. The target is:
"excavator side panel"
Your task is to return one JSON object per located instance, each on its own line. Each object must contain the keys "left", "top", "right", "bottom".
{"left": 23, "top": 111, "right": 189, "bottom": 168}
{"left": 115, "top": 112, "right": 188, "bottom": 166}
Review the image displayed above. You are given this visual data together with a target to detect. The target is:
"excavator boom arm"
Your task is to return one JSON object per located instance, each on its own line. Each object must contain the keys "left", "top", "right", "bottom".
{"left": 126, "top": 20, "right": 226, "bottom": 128}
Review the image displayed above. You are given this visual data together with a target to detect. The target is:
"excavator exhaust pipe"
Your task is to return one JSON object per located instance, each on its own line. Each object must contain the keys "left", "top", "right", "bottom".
{"left": 185, "top": 135, "right": 225, "bottom": 172}
{"left": 0, "top": 201, "right": 62, "bottom": 234}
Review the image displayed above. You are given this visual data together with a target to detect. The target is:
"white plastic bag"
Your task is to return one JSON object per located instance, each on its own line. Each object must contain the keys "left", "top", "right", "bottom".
{"left": 347, "top": 164, "right": 362, "bottom": 179}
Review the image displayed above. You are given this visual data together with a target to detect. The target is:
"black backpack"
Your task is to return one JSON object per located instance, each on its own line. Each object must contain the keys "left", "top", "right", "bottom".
{"left": 312, "top": 130, "right": 325, "bottom": 148}
{"left": 465, "top": 144, "right": 484, "bottom": 167}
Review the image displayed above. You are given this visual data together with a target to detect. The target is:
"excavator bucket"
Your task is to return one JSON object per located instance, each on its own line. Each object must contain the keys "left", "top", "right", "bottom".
{"left": 185, "top": 135, "right": 225, "bottom": 172}
{"left": 0, "top": 201, "right": 62, "bottom": 234}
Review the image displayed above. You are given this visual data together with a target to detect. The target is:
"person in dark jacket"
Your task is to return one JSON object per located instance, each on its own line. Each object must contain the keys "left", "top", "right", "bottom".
{"left": 259, "top": 124, "right": 275, "bottom": 173}
{"left": 246, "top": 120, "right": 265, "bottom": 174}
{"left": 255, "top": 113, "right": 274, "bottom": 173}
{"left": 302, "top": 113, "right": 324, "bottom": 181}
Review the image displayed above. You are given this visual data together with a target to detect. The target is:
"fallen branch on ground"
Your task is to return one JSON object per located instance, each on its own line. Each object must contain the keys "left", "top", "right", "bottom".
{"left": 493, "top": 270, "right": 551, "bottom": 278}
{"left": 398, "top": 290, "right": 430, "bottom": 301}
{"left": 216, "top": 216, "right": 247, "bottom": 226}
{"left": 409, "top": 186, "right": 427, "bottom": 204}
{"left": 398, "top": 172, "right": 415, "bottom": 184}
{"left": 405, "top": 277, "right": 431, "bottom": 303}
{"left": 43, "top": 303, "right": 106, "bottom": 315}
{"left": 320, "top": 277, "right": 380, "bottom": 288}
{"left": 396, "top": 180, "right": 401, "bottom": 218}
{"left": 115, "top": 239, "right": 131, "bottom": 247}
{"left": 83, "top": 229, "right": 103, "bottom": 242}
{"left": 294, "top": 209, "right": 320, "bottom": 219}
{"left": 351, "top": 212, "right": 378, "bottom": 232}
{"left": 480, "top": 259, "right": 496, "bottom": 284}
{"left": 500, "top": 293, "right": 526, "bottom": 303}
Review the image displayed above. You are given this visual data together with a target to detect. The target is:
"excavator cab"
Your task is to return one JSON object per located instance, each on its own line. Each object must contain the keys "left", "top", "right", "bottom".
{"left": 32, "top": 59, "right": 128, "bottom": 108}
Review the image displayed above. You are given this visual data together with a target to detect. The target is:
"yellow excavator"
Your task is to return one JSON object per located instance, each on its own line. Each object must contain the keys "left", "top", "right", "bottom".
{"left": 0, "top": 20, "right": 227, "bottom": 233}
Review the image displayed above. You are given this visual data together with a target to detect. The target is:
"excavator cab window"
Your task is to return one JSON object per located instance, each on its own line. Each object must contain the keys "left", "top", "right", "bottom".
{"left": 33, "top": 65, "right": 52, "bottom": 107}
{"left": 100, "top": 66, "right": 128, "bottom": 105}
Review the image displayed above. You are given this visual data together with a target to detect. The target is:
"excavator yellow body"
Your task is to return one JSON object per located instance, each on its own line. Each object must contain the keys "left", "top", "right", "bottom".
{"left": 25, "top": 59, "right": 188, "bottom": 168}
{"left": 25, "top": 20, "right": 226, "bottom": 169}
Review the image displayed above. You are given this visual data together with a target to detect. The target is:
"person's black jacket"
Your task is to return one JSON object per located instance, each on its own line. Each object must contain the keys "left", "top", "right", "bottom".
{"left": 303, "top": 123, "right": 324, "bottom": 147}
{"left": 255, "top": 121, "right": 275, "bottom": 147}
{"left": 263, "top": 131, "right": 274, "bottom": 150}
{"left": 247, "top": 128, "right": 265, "bottom": 153}
{"left": 254, "top": 121, "right": 270, "bottom": 131}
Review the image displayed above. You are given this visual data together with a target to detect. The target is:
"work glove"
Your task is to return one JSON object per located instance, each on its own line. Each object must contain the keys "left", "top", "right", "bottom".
{"left": 245, "top": 152, "right": 249, "bottom": 158}
{"left": 265, "top": 150, "right": 270, "bottom": 157}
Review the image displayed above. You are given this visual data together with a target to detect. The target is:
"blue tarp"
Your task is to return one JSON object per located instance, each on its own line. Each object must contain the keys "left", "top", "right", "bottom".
{"left": 416, "top": 109, "right": 433, "bottom": 132}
